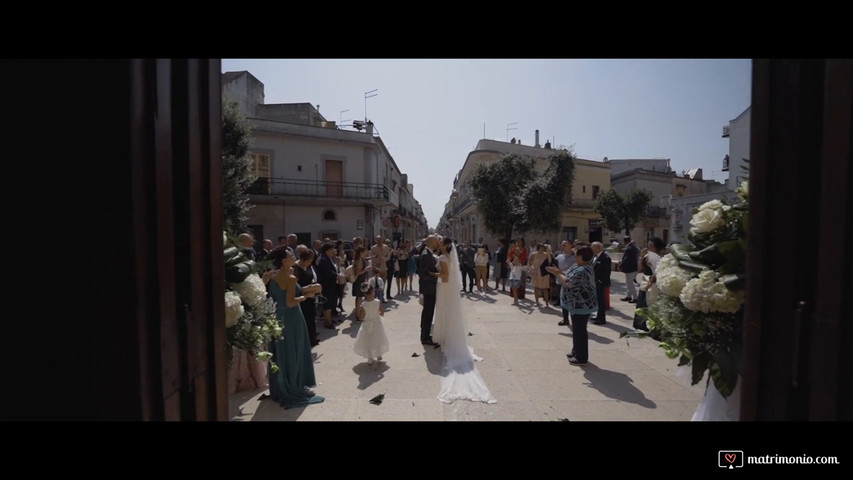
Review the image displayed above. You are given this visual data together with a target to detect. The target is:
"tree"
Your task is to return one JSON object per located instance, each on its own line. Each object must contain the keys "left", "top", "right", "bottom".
{"left": 594, "top": 188, "right": 654, "bottom": 236}
{"left": 222, "top": 97, "right": 256, "bottom": 236}
{"left": 467, "top": 151, "right": 576, "bottom": 242}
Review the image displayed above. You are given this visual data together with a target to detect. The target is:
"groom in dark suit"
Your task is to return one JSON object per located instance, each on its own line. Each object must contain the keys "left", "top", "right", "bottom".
{"left": 418, "top": 234, "right": 441, "bottom": 346}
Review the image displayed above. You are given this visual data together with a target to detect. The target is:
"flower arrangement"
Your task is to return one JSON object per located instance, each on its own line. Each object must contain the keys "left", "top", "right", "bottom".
{"left": 224, "top": 232, "right": 283, "bottom": 370}
{"left": 622, "top": 183, "right": 748, "bottom": 399}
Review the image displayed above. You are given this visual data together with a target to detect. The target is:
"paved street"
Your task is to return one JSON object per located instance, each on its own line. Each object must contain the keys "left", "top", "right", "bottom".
{"left": 229, "top": 272, "right": 707, "bottom": 421}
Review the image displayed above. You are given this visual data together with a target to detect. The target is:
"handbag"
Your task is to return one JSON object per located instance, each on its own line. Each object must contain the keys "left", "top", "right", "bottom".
{"left": 632, "top": 290, "right": 649, "bottom": 331}
{"left": 345, "top": 264, "right": 356, "bottom": 283}
{"left": 510, "top": 264, "right": 523, "bottom": 281}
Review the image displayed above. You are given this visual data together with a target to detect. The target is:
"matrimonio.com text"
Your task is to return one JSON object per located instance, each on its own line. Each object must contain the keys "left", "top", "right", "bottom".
{"left": 719, "top": 450, "right": 842, "bottom": 468}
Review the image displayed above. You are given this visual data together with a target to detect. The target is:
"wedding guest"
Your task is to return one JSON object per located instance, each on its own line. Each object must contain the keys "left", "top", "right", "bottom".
{"left": 406, "top": 239, "right": 417, "bottom": 291}
{"left": 494, "top": 238, "right": 509, "bottom": 292}
{"left": 335, "top": 240, "right": 348, "bottom": 315}
{"left": 353, "top": 282, "right": 389, "bottom": 365}
{"left": 528, "top": 243, "right": 551, "bottom": 308}
{"left": 316, "top": 242, "right": 341, "bottom": 330}
{"left": 590, "top": 241, "right": 612, "bottom": 325}
{"left": 238, "top": 233, "right": 256, "bottom": 261}
{"left": 352, "top": 246, "right": 372, "bottom": 313}
{"left": 266, "top": 247, "right": 325, "bottom": 408}
{"left": 507, "top": 237, "right": 529, "bottom": 303}
{"left": 293, "top": 246, "right": 322, "bottom": 346}
{"left": 474, "top": 245, "right": 489, "bottom": 293}
{"left": 548, "top": 246, "right": 597, "bottom": 366}
{"left": 384, "top": 238, "right": 395, "bottom": 301}
{"left": 619, "top": 236, "right": 640, "bottom": 303}
{"left": 555, "top": 240, "right": 576, "bottom": 325}
{"left": 395, "top": 241, "right": 409, "bottom": 297}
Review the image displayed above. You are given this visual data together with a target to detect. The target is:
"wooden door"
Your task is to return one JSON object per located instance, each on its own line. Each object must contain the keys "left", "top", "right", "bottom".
{"left": 326, "top": 160, "right": 343, "bottom": 197}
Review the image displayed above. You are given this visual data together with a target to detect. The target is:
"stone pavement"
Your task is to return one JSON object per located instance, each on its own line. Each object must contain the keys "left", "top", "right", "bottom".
{"left": 229, "top": 273, "right": 707, "bottom": 421}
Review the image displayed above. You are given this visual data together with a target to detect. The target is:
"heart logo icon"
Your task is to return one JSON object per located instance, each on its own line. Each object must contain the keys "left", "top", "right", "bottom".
{"left": 725, "top": 453, "right": 737, "bottom": 464}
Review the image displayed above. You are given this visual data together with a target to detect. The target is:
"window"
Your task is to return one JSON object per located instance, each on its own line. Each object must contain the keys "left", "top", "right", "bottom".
{"left": 249, "top": 153, "right": 271, "bottom": 194}
{"left": 582, "top": 185, "right": 586, "bottom": 193}
{"left": 323, "top": 210, "right": 336, "bottom": 221}
{"left": 592, "top": 185, "right": 600, "bottom": 200}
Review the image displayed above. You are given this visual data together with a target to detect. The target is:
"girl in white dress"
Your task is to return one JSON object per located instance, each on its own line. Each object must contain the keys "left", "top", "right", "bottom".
{"left": 353, "top": 282, "right": 390, "bottom": 365}
{"left": 432, "top": 236, "right": 497, "bottom": 404}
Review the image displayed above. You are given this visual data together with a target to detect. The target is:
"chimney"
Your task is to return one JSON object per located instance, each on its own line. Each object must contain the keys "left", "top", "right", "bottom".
{"left": 535, "top": 130, "right": 540, "bottom": 148}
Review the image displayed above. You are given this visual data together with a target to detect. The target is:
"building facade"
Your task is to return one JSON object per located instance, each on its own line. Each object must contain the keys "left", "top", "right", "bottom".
{"left": 723, "top": 105, "right": 751, "bottom": 191}
{"left": 608, "top": 161, "right": 676, "bottom": 245}
{"left": 222, "top": 71, "right": 428, "bottom": 246}
{"left": 437, "top": 135, "right": 610, "bottom": 248}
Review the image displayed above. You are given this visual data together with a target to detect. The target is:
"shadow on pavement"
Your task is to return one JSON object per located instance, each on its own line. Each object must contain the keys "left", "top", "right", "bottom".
{"left": 421, "top": 346, "right": 443, "bottom": 375}
{"left": 353, "top": 361, "right": 390, "bottom": 390}
{"left": 581, "top": 365, "right": 656, "bottom": 409}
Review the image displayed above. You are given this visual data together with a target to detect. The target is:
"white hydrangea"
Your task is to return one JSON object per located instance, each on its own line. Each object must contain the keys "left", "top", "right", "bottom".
{"left": 225, "top": 291, "right": 244, "bottom": 328}
{"left": 655, "top": 254, "right": 697, "bottom": 297}
{"left": 233, "top": 273, "right": 268, "bottom": 307}
{"left": 679, "top": 270, "right": 745, "bottom": 314}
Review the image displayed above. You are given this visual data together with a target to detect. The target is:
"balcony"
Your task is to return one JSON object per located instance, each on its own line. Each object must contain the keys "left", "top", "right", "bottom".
{"left": 645, "top": 206, "right": 668, "bottom": 217}
{"left": 452, "top": 195, "right": 474, "bottom": 216}
{"left": 570, "top": 198, "right": 598, "bottom": 209}
{"left": 248, "top": 177, "right": 388, "bottom": 202}
{"left": 722, "top": 125, "right": 730, "bottom": 138}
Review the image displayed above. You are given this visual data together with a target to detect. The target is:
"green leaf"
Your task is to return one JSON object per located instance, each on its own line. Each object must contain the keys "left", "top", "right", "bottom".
{"left": 688, "top": 243, "right": 728, "bottom": 269}
{"left": 710, "top": 350, "right": 739, "bottom": 398}
{"left": 691, "top": 352, "right": 712, "bottom": 386}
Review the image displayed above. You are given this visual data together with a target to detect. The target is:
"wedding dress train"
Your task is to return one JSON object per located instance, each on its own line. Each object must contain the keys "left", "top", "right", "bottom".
{"left": 432, "top": 246, "right": 496, "bottom": 404}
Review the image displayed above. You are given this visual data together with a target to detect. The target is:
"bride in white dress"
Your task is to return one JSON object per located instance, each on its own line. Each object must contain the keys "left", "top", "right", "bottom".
{"left": 432, "top": 236, "right": 497, "bottom": 404}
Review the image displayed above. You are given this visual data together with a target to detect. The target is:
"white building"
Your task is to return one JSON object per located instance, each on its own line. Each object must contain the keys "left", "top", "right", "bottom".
{"left": 222, "top": 71, "right": 428, "bottom": 246}
{"left": 723, "top": 105, "right": 751, "bottom": 191}
{"left": 668, "top": 106, "right": 749, "bottom": 244}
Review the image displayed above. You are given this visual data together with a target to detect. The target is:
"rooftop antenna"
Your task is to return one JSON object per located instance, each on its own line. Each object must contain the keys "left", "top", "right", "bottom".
{"left": 506, "top": 122, "right": 518, "bottom": 142}
{"left": 364, "top": 89, "right": 378, "bottom": 121}
{"left": 339, "top": 109, "right": 350, "bottom": 126}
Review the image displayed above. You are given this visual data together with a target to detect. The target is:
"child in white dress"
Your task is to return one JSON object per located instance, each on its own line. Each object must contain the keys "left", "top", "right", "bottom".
{"left": 353, "top": 282, "right": 390, "bottom": 365}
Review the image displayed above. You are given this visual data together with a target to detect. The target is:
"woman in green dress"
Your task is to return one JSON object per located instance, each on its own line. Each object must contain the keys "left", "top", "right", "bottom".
{"left": 267, "top": 247, "right": 325, "bottom": 408}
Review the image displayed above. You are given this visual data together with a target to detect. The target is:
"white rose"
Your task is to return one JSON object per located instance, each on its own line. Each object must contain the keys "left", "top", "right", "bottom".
{"left": 234, "top": 273, "right": 268, "bottom": 307}
{"left": 225, "top": 291, "right": 244, "bottom": 327}
{"left": 690, "top": 207, "right": 727, "bottom": 234}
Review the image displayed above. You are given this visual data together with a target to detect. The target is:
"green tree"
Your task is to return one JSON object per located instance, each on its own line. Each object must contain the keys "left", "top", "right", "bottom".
{"left": 222, "top": 97, "right": 256, "bottom": 236}
{"left": 467, "top": 151, "right": 576, "bottom": 241}
{"left": 594, "top": 188, "right": 654, "bottom": 236}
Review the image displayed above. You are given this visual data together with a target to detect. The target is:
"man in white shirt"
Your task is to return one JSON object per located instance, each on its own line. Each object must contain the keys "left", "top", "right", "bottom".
{"left": 555, "top": 240, "right": 577, "bottom": 325}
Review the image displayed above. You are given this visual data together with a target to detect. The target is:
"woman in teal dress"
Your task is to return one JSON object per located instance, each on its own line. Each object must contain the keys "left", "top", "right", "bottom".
{"left": 267, "top": 247, "right": 325, "bottom": 408}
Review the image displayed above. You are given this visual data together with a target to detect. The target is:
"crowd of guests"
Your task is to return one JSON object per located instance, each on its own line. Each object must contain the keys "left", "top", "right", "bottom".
{"left": 233, "top": 229, "right": 668, "bottom": 408}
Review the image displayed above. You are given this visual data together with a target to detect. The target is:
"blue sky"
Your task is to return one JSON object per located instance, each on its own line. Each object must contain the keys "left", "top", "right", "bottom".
{"left": 221, "top": 59, "right": 752, "bottom": 228}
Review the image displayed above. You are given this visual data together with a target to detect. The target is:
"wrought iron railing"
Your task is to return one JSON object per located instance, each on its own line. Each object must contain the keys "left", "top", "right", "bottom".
{"left": 645, "top": 206, "right": 668, "bottom": 217}
{"left": 248, "top": 178, "right": 388, "bottom": 201}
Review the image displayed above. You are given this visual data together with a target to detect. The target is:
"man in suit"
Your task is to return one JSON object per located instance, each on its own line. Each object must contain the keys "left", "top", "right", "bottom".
{"left": 590, "top": 242, "right": 612, "bottom": 325}
{"left": 619, "top": 235, "right": 639, "bottom": 303}
{"left": 417, "top": 234, "right": 441, "bottom": 346}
